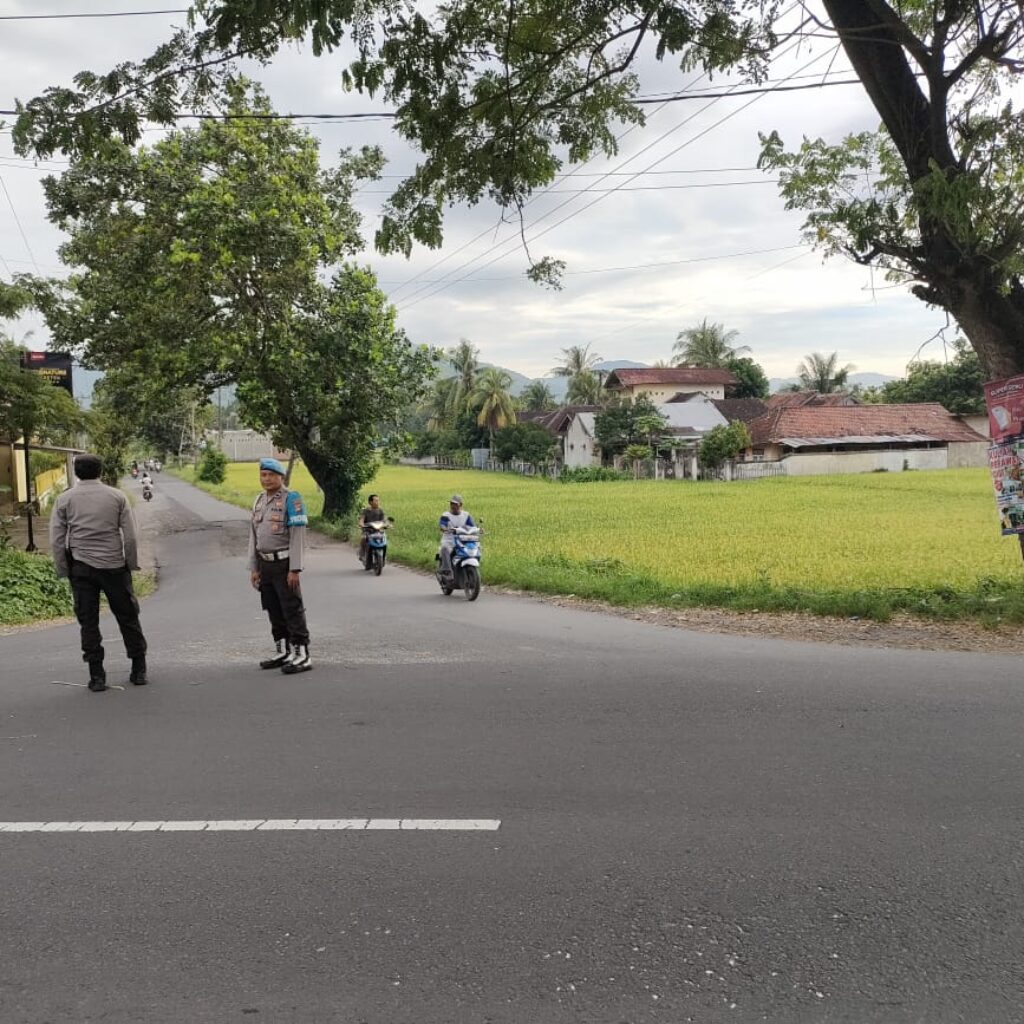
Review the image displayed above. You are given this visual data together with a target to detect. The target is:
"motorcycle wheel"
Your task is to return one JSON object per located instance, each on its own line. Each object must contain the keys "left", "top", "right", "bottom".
{"left": 462, "top": 565, "right": 481, "bottom": 602}
{"left": 373, "top": 549, "right": 384, "bottom": 576}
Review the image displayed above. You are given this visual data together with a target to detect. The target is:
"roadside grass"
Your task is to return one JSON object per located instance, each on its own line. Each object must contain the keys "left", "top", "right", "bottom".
{"left": 174, "top": 462, "right": 1024, "bottom": 625}
{"left": 0, "top": 546, "right": 156, "bottom": 627}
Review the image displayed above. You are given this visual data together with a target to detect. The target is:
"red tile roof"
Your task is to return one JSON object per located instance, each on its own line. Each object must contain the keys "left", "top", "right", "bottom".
{"left": 748, "top": 403, "right": 987, "bottom": 447}
{"left": 604, "top": 367, "right": 736, "bottom": 388}
{"left": 765, "top": 390, "right": 861, "bottom": 409}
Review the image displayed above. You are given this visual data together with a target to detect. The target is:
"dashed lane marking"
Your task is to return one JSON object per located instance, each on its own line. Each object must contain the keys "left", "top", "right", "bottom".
{"left": 0, "top": 819, "right": 501, "bottom": 833}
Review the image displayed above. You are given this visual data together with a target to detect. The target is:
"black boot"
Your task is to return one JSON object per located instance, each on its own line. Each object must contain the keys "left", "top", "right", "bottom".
{"left": 88, "top": 663, "right": 107, "bottom": 692}
{"left": 129, "top": 656, "right": 148, "bottom": 686}
{"left": 259, "top": 638, "right": 291, "bottom": 670}
{"left": 281, "top": 644, "right": 312, "bottom": 674}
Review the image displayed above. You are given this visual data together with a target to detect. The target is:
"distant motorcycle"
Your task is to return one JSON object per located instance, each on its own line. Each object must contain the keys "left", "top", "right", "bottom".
{"left": 362, "top": 518, "right": 394, "bottom": 576}
{"left": 142, "top": 483, "right": 153, "bottom": 502}
{"left": 436, "top": 523, "right": 483, "bottom": 601}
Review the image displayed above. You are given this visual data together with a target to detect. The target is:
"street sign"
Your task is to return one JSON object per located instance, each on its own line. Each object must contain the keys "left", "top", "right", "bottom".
{"left": 19, "top": 350, "right": 74, "bottom": 395}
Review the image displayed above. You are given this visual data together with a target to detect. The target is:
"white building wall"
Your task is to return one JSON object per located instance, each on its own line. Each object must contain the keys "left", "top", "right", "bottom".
{"left": 781, "top": 448, "right": 949, "bottom": 476}
{"left": 946, "top": 441, "right": 989, "bottom": 469}
{"left": 563, "top": 413, "right": 601, "bottom": 468}
{"left": 626, "top": 383, "right": 726, "bottom": 402}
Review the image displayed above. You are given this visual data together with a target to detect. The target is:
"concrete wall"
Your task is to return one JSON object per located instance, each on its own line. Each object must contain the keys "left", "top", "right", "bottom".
{"left": 209, "top": 431, "right": 290, "bottom": 462}
{"left": 781, "top": 447, "right": 949, "bottom": 476}
{"left": 947, "top": 441, "right": 989, "bottom": 469}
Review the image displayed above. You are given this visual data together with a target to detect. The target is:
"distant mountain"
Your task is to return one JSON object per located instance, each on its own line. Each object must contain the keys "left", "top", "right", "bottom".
{"left": 769, "top": 372, "right": 897, "bottom": 394}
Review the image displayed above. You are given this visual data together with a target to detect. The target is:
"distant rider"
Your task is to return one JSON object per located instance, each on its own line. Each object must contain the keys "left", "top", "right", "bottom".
{"left": 357, "top": 493, "right": 388, "bottom": 565}
{"left": 438, "top": 494, "right": 475, "bottom": 580}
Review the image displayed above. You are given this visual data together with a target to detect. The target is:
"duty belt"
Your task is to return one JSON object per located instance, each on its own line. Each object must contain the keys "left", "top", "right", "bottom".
{"left": 257, "top": 550, "right": 289, "bottom": 562}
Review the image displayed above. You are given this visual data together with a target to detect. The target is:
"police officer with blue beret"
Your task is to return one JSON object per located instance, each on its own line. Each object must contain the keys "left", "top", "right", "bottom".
{"left": 248, "top": 458, "right": 312, "bottom": 673}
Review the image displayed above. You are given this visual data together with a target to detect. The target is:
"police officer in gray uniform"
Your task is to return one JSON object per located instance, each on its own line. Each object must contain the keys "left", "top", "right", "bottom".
{"left": 50, "top": 453, "right": 148, "bottom": 692}
{"left": 248, "top": 457, "right": 312, "bottom": 674}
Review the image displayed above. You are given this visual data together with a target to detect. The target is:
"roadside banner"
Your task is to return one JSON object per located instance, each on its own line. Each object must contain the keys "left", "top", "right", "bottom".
{"left": 19, "top": 350, "right": 74, "bottom": 395}
{"left": 984, "top": 374, "right": 1024, "bottom": 537}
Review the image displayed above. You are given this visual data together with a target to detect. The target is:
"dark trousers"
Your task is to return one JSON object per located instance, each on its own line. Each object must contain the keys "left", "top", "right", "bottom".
{"left": 70, "top": 561, "right": 147, "bottom": 665}
{"left": 258, "top": 558, "right": 309, "bottom": 646}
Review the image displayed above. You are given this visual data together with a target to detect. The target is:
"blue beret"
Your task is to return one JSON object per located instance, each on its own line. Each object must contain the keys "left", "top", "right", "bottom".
{"left": 259, "top": 457, "right": 286, "bottom": 475}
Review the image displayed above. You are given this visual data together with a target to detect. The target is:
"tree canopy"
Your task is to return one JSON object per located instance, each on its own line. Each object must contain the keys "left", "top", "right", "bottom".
{"left": 29, "top": 82, "right": 432, "bottom": 518}
{"left": 11, "top": 2, "right": 1024, "bottom": 372}
{"left": 875, "top": 337, "right": 985, "bottom": 414}
{"left": 796, "top": 351, "right": 855, "bottom": 393}
{"left": 673, "top": 318, "right": 749, "bottom": 367}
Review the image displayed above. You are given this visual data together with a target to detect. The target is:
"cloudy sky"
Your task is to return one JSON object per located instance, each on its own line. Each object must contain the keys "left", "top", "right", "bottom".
{"left": 0, "top": 1, "right": 957, "bottom": 381}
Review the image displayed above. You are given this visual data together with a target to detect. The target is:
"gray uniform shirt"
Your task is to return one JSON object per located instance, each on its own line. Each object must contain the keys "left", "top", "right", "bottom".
{"left": 247, "top": 488, "right": 306, "bottom": 572}
{"left": 49, "top": 479, "right": 140, "bottom": 577}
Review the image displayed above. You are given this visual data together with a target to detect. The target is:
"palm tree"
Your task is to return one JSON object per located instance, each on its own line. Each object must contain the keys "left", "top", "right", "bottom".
{"left": 425, "top": 376, "right": 459, "bottom": 429}
{"left": 566, "top": 369, "right": 604, "bottom": 405}
{"left": 448, "top": 338, "right": 479, "bottom": 413}
{"left": 473, "top": 367, "right": 516, "bottom": 447}
{"left": 797, "top": 351, "right": 856, "bottom": 393}
{"left": 550, "top": 343, "right": 602, "bottom": 378}
{"left": 521, "top": 379, "right": 556, "bottom": 412}
{"left": 672, "top": 319, "right": 749, "bottom": 367}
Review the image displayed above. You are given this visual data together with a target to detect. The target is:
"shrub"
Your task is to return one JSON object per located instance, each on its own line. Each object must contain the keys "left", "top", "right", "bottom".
{"left": 197, "top": 445, "right": 228, "bottom": 484}
{"left": 0, "top": 549, "right": 73, "bottom": 625}
{"left": 559, "top": 466, "right": 630, "bottom": 483}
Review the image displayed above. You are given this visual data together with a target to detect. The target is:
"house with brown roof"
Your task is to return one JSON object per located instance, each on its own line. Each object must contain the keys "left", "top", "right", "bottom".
{"left": 764, "top": 390, "right": 861, "bottom": 410}
{"left": 745, "top": 403, "right": 988, "bottom": 475}
{"left": 603, "top": 367, "right": 737, "bottom": 403}
{"left": 668, "top": 393, "right": 769, "bottom": 424}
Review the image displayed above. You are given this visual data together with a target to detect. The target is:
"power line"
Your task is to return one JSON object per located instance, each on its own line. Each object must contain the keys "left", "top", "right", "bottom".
{"left": 0, "top": 174, "right": 41, "bottom": 275}
{"left": 0, "top": 8, "right": 188, "bottom": 20}
{"left": 380, "top": 244, "right": 803, "bottom": 285}
{"left": 363, "top": 179, "right": 777, "bottom": 195}
{"left": 397, "top": 39, "right": 833, "bottom": 312}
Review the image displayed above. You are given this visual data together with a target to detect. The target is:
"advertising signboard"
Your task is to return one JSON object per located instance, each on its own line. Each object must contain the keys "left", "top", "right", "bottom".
{"left": 19, "top": 350, "right": 74, "bottom": 395}
{"left": 985, "top": 374, "right": 1024, "bottom": 541}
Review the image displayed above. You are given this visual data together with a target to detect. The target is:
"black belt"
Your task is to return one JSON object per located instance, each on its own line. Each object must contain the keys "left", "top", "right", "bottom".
{"left": 257, "top": 550, "right": 289, "bottom": 562}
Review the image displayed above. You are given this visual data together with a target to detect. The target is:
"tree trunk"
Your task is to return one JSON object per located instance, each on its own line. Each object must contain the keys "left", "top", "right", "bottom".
{"left": 823, "top": 0, "right": 1024, "bottom": 378}
{"left": 297, "top": 445, "right": 362, "bottom": 526}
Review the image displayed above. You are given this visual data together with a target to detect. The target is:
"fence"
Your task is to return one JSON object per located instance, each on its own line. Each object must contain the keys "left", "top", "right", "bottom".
{"left": 34, "top": 467, "right": 67, "bottom": 507}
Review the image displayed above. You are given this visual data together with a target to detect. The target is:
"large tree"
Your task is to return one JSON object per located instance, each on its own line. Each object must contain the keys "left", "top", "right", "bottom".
{"left": 473, "top": 366, "right": 517, "bottom": 446}
{"left": 13, "top": 3, "right": 1024, "bottom": 371}
{"left": 876, "top": 336, "right": 985, "bottom": 414}
{"left": 31, "top": 82, "right": 432, "bottom": 519}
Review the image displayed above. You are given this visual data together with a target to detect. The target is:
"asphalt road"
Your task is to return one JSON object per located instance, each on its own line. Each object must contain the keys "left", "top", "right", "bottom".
{"left": 2, "top": 473, "right": 1023, "bottom": 1023}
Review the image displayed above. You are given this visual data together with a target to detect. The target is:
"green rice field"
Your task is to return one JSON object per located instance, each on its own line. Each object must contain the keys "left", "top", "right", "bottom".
{"left": 178, "top": 463, "right": 1024, "bottom": 624}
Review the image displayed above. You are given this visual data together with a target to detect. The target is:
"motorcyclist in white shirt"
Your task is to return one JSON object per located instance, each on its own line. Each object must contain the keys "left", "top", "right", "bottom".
{"left": 438, "top": 494, "right": 476, "bottom": 579}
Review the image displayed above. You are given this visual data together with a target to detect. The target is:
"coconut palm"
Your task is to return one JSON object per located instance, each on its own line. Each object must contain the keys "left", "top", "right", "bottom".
{"left": 797, "top": 351, "right": 856, "bottom": 393}
{"left": 425, "top": 376, "right": 459, "bottom": 429}
{"left": 550, "top": 343, "right": 602, "bottom": 378}
{"left": 473, "top": 367, "right": 516, "bottom": 446}
{"left": 672, "top": 319, "right": 749, "bottom": 367}
{"left": 566, "top": 369, "right": 604, "bottom": 405}
{"left": 448, "top": 338, "right": 479, "bottom": 413}
{"left": 520, "top": 379, "right": 556, "bottom": 412}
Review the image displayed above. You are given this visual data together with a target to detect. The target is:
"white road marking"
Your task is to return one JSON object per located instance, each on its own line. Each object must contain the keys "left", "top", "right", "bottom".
{"left": 51, "top": 680, "right": 125, "bottom": 691}
{"left": 0, "top": 819, "right": 501, "bottom": 833}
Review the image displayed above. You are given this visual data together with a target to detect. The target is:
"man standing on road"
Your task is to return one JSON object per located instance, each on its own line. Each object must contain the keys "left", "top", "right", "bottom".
{"left": 50, "top": 454, "right": 148, "bottom": 692}
{"left": 249, "top": 458, "right": 312, "bottom": 674}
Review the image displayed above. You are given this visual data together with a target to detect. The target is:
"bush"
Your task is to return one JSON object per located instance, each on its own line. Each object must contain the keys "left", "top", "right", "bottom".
{"left": 0, "top": 549, "right": 73, "bottom": 625}
{"left": 197, "top": 445, "right": 228, "bottom": 484}
{"left": 559, "top": 466, "right": 630, "bottom": 483}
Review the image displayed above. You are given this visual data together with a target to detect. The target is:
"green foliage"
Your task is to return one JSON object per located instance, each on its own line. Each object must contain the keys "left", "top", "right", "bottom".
{"left": 492, "top": 421, "right": 557, "bottom": 466}
{"left": 558, "top": 466, "right": 630, "bottom": 483}
{"left": 673, "top": 318, "right": 749, "bottom": 367}
{"left": 35, "top": 81, "right": 431, "bottom": 522}
{"left": 0, "top": 550, "right": 73, "bottom": 625}
{"left": 197, "top": 444, "right": 228, "bottom": 484}
{"left": 0, "top": 337, "right": 84, "bottom": 444}
{"left": 725, "top": 356, "right": 770, "bottom": 399}
{"left": 566, "top": 370, "right": 604, "bottom": 405}
{"left": 699, "top": 421, "right": 752, "bottom": 469}
{"left": 878, "top": 338, "right": 985, "bottom": 415}
{"left": 594, "top": 395, "right": 667, "bottom": 459}
{"left": 796, "top": 351, "right": 855, "bottom": 394}
{"left": 519, "top": 380, "right": 556, "bottom": 413}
